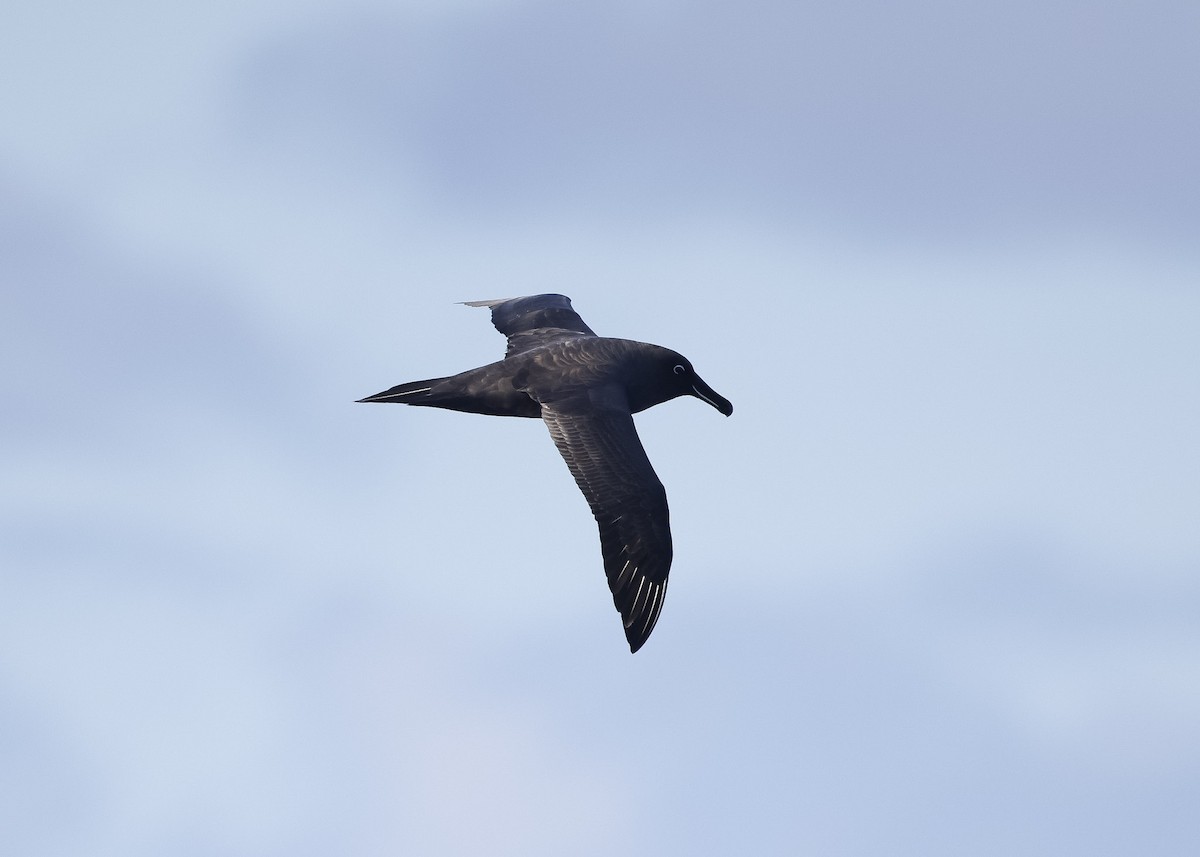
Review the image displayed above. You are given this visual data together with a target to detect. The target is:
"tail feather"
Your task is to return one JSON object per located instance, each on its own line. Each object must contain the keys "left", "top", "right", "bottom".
{"left": 357, "top": 365, "right": 541, "bottom": 417}
{"left": 356, "top": 377, "right": 449, "bottom": 403}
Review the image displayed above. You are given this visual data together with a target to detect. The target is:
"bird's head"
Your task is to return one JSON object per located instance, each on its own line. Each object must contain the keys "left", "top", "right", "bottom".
{"left": 630, "top": 349, "right": 733, "bottom": 416}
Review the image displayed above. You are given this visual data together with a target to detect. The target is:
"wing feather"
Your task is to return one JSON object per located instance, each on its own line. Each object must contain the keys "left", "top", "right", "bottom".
{"left": 541, "top": 395, "right": 672, "bottom": 652}
{"left": 463, "top": 294, "right": 597, "bottom": 358}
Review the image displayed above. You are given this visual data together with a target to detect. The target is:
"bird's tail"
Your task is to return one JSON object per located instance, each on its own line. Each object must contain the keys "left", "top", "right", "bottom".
{"left": 357, "top": 366, "right": 541, "bottom": 417}
{"left": 356, "top": 377, "right": 449, "bottom": 404}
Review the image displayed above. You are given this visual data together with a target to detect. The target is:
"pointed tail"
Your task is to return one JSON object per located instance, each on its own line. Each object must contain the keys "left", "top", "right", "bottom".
{"left": 356, "top": 377, "right": 449, "bottom": 403}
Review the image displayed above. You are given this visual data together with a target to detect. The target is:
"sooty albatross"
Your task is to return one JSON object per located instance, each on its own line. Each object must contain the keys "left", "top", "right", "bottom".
{"left": 358, "top": 294, "right": 732, "bottom": 652}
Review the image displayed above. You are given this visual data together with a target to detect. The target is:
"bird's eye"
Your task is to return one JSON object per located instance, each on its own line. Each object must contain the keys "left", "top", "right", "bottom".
{"left": 673, "top": 364, "right": 686, "bottom": 375}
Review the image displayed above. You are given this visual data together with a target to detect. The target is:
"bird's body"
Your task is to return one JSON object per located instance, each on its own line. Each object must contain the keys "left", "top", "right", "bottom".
{"left": 359, "top": 294, "right": 731, "bottom": 652}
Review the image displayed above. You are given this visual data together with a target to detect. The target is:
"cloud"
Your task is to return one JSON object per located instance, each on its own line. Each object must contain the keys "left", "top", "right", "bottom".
{"left": 231, "top": 0, "right": 1200, "bottom": 235}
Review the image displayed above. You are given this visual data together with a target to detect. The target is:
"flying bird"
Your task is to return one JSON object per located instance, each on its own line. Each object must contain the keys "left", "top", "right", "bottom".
{"left": 358, "top": 294, "right": 732, "bottom": 652}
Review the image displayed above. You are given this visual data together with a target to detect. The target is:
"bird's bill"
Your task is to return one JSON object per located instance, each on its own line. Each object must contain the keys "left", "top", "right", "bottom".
{"left": 691, "top": 376, "right": 733, "bottom": 416}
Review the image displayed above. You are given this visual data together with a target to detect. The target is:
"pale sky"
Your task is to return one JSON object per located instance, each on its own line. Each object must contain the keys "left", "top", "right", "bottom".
{"left": 2, "top": 2, "right": 1198, "bottom": 855}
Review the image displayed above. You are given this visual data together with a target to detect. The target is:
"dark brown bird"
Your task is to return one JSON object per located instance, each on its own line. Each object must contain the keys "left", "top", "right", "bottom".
{"left": 359, "top": 294, "right": 732, "bottom": 652}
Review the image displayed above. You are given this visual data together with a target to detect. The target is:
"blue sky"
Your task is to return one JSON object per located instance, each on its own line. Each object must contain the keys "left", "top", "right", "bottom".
{"left": 2, "top": 1, "right": 1198, "bottom": 854}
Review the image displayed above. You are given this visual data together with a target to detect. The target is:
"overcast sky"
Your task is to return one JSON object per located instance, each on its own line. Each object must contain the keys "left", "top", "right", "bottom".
{"left": 2, "top": 2, "right": 1199, "bottom": 855}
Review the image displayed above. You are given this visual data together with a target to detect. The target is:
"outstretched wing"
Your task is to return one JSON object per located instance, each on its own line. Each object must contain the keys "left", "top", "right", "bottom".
{"left": 463, "top": 294, "right": 597, "bottom": 358}
{"left": 540, "top": 390, "right": 672, "bottom": 653}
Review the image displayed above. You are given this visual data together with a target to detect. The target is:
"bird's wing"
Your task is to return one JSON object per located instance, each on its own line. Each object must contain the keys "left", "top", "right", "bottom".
{"left": 540, "top": 390, "right": 672, "bottom": 652}
{"left": 463, "top": 294, "right": 597, "bottom": 358}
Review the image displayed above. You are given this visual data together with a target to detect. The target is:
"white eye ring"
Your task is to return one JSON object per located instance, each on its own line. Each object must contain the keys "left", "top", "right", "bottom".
{"left": 673, "top": 364, "right": 686, "bottom": 375}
